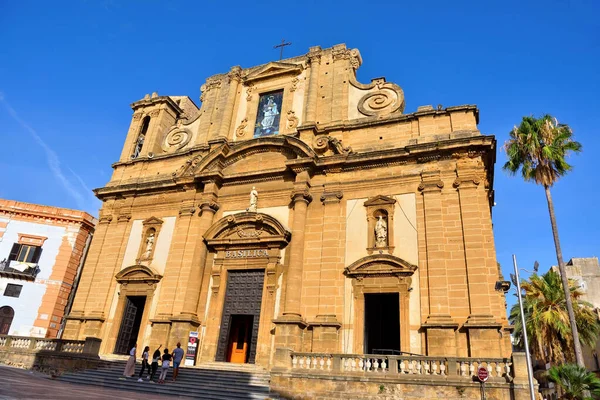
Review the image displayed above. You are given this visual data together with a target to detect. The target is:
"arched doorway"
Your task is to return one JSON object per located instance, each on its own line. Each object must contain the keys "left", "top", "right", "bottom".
{"left": 0, "top": 306, "right": 15, "bottom": 335}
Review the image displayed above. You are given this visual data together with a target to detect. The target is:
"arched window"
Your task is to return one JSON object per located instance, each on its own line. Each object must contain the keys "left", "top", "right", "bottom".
{"left": 0, "top": 306, "right": 14, "bottom": 335}
{"left": 132, "top": 116, "right": 150, "bottom": 159}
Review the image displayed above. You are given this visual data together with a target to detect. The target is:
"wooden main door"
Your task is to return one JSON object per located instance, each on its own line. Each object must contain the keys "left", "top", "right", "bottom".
{"left": 216, "top": 269, "right": 264, "bottom": 363}
{"left": 114, "top": 296, "right": 146, "bottom": 354}
{"left": 227, "top": 315, "right": 253, "bottom": 363}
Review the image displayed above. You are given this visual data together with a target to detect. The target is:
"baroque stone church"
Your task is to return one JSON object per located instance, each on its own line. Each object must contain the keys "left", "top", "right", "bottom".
{"left": 63, "top": 43, "right": 511, "bottom": 368}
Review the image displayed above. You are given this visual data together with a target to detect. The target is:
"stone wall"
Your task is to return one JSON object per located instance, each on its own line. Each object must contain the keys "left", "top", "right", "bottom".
{"left": 270, "top": 373, "right": 531, "bottom": 400}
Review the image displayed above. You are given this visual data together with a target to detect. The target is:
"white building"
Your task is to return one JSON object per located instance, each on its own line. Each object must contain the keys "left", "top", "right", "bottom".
{"left": 0, "top": 199, "right": 96, "bottom": 338}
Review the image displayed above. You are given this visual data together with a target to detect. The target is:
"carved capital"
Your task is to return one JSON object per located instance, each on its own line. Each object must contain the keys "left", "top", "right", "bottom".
{"left": 227, "top": 66, "right": 242, "bottom": 83}
{"left": 117, "top": 213, "right": 131, "bottom": 222}
{"left": 418, "top": 180, "right": 444, "bottom": 192}
{"left": 453, "top": 175, "right": 482, "bottom": 189}
{"left": 306, "top": 51, "right": 321, "bottom": 67}
{"left": 199, "top": 201, "right": 220, "bottom": 214}
{"left": 132, "top": 113, "right": 143, "bottom": 121}
{"left": 320, "top": 191, "right": 343, "bottom": 204}
{"left": 290, "top": 190, "right": 313, "bottom": 205}
{"left": 98, "top": 213, "right": 113, "bottom": 224}
{"left": 179, "top": 206, "right": 196, "bottom": 216}
{"left": 149, "top": 110, "right": 160, "bottom": 118}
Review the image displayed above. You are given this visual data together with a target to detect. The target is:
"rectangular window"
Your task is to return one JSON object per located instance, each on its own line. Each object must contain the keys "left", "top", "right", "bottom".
{"left": 4, "top": 284, "right": 23, "bottom": 298}
{"left": 254, "top": 90, "right": 283, "bottom": 138}
{"left": 8, "top": 243, "right": 42, "bottom": 264}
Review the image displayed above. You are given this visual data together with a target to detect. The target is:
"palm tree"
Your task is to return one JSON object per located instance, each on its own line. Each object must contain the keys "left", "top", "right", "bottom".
{"left": 547, "top": 363, "right": 600, "bottom": 399}
{"left": 509, "top": 270, "right": 600, "bottom": 364}
{"left": 503, "top": 115, "right": 583, "bottom": 366}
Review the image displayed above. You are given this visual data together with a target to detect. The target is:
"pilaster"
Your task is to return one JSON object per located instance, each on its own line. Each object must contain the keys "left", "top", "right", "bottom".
{"left": 303, "top": 47, "right": 321, "bottom": 124}
{"left": 216, "top": 66, "right": 242, "bottom": 140}
{"left": 419, "top": 171, "right": 458, "bottom": 355}
{"left": 274, "top": 176, "right": 312, "bottom": 351}
{"left": 309, "top": 190, "right": 343, "bottom": 352}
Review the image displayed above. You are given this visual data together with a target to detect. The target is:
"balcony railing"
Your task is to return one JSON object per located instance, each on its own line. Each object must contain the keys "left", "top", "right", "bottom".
{"left": 0, "top": 259, "right": 40, "bottom": 281}
{"left": 290, "top": 352, "right": 514, "bottom": 381}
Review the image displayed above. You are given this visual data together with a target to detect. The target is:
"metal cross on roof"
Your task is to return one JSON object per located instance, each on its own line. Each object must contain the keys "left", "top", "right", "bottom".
{"left": 274, "top": 39, "right": 292, "bottom": 61}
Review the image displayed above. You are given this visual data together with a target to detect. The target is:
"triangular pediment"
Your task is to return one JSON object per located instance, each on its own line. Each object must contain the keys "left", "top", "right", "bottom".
{"left": 364, "top": 195, "right": 396, "bottom": 207}
{"left": 142, "top": 216, "right": 163, "bottom": 226}
{"left": 244, "top": 62, "right": 303, "bottom": 83}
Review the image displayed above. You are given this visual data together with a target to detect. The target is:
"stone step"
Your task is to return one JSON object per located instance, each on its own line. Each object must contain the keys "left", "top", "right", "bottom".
{"left": 57, "top": 360, "right": 279, "bottom": 399}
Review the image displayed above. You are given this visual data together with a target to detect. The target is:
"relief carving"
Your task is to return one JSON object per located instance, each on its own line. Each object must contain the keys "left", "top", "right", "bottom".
{"left": 286, "top": 110, "right": 299, "bottom": 129}
{"left": 172, "top": 154, "right": 203, "bottom": 179}
{"left": 149, "top": 110, "right": 160, "bottom": 118}
{"left": 312, "top": 136, "right": 353, "bottom": 155}
{"left": 132, "top": 113, "right": 143, "bottom": 121}
{"left": 162, "top": 128, "right": 191, "bottom": 153}
{"left": 290, "top": 77, "right": 299, "bottom": 92}
{"left": 351, "top": 77, "right": 405, "bottom": 117}
{"left": 245, "top": 85, "right": 255, "bottom": 101}
{"left": 236, "top": 118, "right": 248, "bottom": 137}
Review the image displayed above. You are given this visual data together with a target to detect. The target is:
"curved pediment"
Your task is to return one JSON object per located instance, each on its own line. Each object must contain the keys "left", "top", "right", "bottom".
{"left": 116, "top": 265, "right": 163, "bottom": 284}
{"left": 172, "top": 136, "right": 317, "bottom": 181}
{"left": 344, "top": 254, "right": 417, "bottom": 278}
{"left": 204, "top": 212, "right": 291, "bottom": 250}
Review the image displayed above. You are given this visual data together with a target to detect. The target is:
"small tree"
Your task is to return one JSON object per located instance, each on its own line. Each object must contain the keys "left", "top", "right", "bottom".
{"left": 547, "top": 363, "right": 600, "bottom": 399}
{"left": 504, "top": 115, "right": 583, "bottom": 366}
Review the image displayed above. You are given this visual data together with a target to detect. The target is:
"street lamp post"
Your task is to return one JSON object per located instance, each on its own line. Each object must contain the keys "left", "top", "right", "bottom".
{"left": 512, "top": 254, "right": 537, "bottom": 400}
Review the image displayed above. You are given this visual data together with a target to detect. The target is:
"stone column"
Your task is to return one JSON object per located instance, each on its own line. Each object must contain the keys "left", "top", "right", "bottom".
{"left": 419, "top": 171, "right": 458, "bottom": 355}
{"left": 216, "top": 66, "right": 241, "bottom": 140}
{"left": 310, "top": 190, "right": 343, "bottom": 352}
{"left": 303, "top": 47, "right": 321, "bottom": 124}
{"left": 274, "top": 173, "right": 312, "bottom": 350}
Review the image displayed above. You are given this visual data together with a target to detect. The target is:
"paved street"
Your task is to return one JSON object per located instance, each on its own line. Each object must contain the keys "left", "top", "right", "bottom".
{"left": 0, "top": 366, "right": 168, "bottom": 399}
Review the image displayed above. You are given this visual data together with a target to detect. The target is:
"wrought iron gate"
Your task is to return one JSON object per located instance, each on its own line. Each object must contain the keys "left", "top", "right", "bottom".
{"left": 216, "top": 269, "right": 264, "bottom": 363}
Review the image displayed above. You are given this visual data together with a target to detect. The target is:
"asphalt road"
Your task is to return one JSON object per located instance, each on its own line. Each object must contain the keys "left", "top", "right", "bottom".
{"left": 0, "top": 366, "right": 167, "bottom": 399}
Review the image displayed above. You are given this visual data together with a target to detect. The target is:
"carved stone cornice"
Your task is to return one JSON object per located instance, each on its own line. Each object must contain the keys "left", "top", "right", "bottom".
{"left": 320, "top": 191, "right": 343, "bottom": 204}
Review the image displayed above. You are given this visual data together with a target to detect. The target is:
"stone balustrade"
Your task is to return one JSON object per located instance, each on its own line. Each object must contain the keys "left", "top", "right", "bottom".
{"left": 290, "top": 352, "right": 513, "bottom": 381}
{"left": 0, "top": 335, "right": 95, "bottom": 354}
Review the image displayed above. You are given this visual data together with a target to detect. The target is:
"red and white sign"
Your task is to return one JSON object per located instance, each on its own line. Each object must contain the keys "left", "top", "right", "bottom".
{"left": 477, "top": 366, "right": 489, "bottom": 382}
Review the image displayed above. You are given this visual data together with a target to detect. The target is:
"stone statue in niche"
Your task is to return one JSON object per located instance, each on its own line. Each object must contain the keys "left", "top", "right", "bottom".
{"left": 375, "top": 215, "right": 388, "bottom": 247}
{"left": 247, "top": 186, "right": 258, "bottom": 212}
{"left": 143, "top": 232, "right": 155, "bottom": 258}
{"left": 132, "top": 134, "right": 145, "bottom": 159}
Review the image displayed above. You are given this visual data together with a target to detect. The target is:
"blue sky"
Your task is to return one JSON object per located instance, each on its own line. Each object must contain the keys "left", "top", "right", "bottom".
{"left": 1, "top": 1, "right": 598, "bottom": 310}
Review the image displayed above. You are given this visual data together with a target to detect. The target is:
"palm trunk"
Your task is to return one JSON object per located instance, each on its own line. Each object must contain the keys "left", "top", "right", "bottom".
{"left": 545, "top": 185, "right": 585, "bottom": 367}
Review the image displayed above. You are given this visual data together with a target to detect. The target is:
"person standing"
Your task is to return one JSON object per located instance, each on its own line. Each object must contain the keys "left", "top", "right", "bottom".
{"left": 137, "top": 346, "right": 150, "bottom": 382}
{"left": 149, "top": 344, "right": 162, "bottom": 382}
{"left": 171, "top": 342, "right": 185, "bottom": 381}
{"left": 123, "top": 343, "right": 137, "bottom": 377}
{"left": 158, "top": 348, "right": 171, "bottom": 384}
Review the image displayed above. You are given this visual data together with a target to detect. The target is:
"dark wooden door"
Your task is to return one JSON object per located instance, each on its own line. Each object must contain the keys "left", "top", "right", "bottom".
{"left": 216, "top": 270, "right": 264, "bottom": 363}
{"left": 0, "top": 306, "right": 14, "bottom": 335}
{"left": 115, "top": 297, "right": 138, "bottom": 354}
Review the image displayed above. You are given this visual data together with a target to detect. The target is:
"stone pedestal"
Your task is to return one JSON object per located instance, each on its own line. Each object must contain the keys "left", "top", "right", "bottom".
{"left": 273, "top": 315, "right": 307, "bottom": 351}
{"left": 309, "top": 315, "right": 341, "bottom": 353}
{"left": 464, "top": 314, "right": 503, "bottom": 357}
{"left": 169, "top": 316, "right": 200, "bottom": 349}
{"left": 423, "top": 314, "right": 458, "bottom": 356}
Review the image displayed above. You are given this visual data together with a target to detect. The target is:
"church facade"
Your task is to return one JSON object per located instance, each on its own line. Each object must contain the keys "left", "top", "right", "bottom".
{"left": 63, "top": 44, "right": 511, "bottom": 368}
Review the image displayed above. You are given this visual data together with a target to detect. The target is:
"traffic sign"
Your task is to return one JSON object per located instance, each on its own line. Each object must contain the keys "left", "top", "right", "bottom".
{"left": 477, "top": 366, "right": 489, "bottom": 382}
